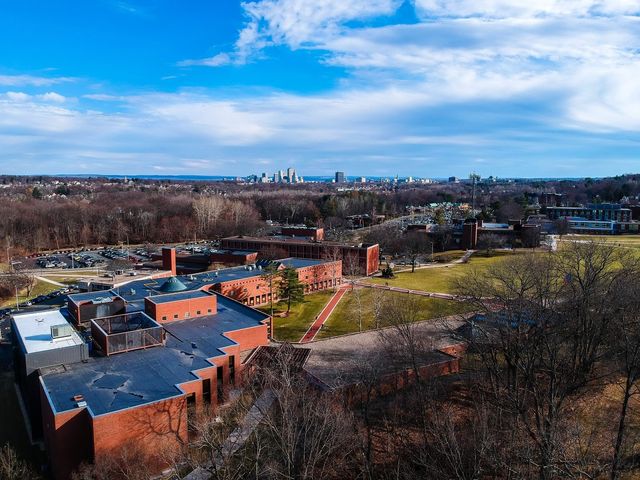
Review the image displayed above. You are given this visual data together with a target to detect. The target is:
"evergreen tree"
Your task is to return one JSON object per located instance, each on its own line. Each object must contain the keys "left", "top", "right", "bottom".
{"left": 277, "top": 267, "right": 305, "bottom": 313}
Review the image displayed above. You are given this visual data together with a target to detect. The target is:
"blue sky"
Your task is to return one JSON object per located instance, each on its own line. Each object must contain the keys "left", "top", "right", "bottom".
{"left": 1, "top": 0, "right": 639, "bottom": 178}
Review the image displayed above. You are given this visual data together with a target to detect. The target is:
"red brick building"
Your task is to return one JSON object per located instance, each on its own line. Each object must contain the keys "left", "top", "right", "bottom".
{"left": 221, "top": 236, "right": 379, "bottom": 276}
{"left": 210, "top": 258, "right": 342, "bottom": 307}
{"left": 38, "top": 291, "right": 269, "bottom": 479}
{"left": 14, "top": 253, "right": 343, "bottom": 479}
{"left": 280, "top": 226, "right": 324, "bottom": 241}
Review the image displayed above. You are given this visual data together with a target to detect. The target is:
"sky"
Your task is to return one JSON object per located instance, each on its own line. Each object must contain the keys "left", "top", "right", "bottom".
{"left": 1, "top": 0, "right": 639, "bottom": 178}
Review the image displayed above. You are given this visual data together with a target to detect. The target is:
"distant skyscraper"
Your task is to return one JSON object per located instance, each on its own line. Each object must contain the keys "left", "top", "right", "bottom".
{"left": 273, "top": 171, "right": 281, "bottom": 183}
{"left": 287, "top": 167, "right": 295, "bottom": 182}
{"left": 335, "top": 171, "right": 345, "bottom": 183}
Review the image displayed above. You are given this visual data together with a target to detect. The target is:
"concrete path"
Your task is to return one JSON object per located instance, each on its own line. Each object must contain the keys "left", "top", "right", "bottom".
{"left": 389, "top": 249, "right": 475, "bottom": 275}
{"left": 34, "top": 276, "right": 65, "bottom": 287}
{"left": 300, "top": 285, "right": 349, "bottom": 343}
{"left": 353, "top": 281, "right": 463, "bottom": 301}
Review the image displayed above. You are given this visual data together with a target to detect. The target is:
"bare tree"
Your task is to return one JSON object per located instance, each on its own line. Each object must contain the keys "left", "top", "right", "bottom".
{"left": 253, "top": 348, "right": 359, "bottom": 480}
{"left": 608, "top": 267, "right": 640, "bottom": 480}
{"left": 322, "top": 246, "right": 342, "bottom": 291}
{"left": 0, "top": 444, "right": 39, "bottom": 480}
{"left": 455, "top": 242, "right": 635, "bottom": 479}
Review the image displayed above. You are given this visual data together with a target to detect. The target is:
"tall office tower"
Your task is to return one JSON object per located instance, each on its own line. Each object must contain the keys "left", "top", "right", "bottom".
{"left": 279, "top": 170, "right": 286, "bottom": 182}
{"left": 273, "top": 171, "right": 281, "bottom": 183}
{"left": 335, "top": 171, "right": 345, "bottom": 183}
{"left": 287, "top": 167, "right": 296, "bottom": 182}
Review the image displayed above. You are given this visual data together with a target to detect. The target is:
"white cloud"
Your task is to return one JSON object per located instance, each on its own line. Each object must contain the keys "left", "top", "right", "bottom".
{"left": 0, "top": 74, "right": 75, "bottom": 87}
{"left": 179, "top": 0, "right": 402, "bottom": 66}
{"left": 412, "top": 0, "right": 640, "bottom": 18}
{"left": 177, "top": 52, "right": 233, "bottom": 67}
{"left": 3, "top": 0, "right": 640, "bottom": 176}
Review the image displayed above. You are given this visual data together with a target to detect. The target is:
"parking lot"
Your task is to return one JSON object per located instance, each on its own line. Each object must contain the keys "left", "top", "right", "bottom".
{"left": 14, "top": 241, "right": 220, "bottom": 275}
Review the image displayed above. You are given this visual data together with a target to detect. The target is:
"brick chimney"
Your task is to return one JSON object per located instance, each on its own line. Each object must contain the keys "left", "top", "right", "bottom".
{"left": 162, "top": 247, "right": 177, "bottom": 275}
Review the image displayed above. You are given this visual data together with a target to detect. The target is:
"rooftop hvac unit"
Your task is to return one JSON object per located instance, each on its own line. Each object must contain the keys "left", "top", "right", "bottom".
{"left": 91, "top": 297, "right": 112, "bottom": 305}
{"left": 51, "top": 323, "right": 74, "bottom": 340}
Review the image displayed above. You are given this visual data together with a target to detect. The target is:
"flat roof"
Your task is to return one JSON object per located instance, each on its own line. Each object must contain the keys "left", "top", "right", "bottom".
{"left": 146, "top": 289, "right": 212, "bottom": 304}
{"left": 112, "top": 258, "right": 331, "bottom": 305}
{"left": 67, "top": 291, "right": 124, "bottom": 306}
{"left": 209, "top": 249, "right": 257, "bottom": 256}
{"left": 41, "top": 295, "right": 269, "bottom": 416}
{"left": 12, "top": 309, "right": 84, "bottom": 354}
{"left": 301, "top": 320, "right": 461, "bottom": 389}
{"left": 223, "top": 235, "right": 376, "bottom": 249}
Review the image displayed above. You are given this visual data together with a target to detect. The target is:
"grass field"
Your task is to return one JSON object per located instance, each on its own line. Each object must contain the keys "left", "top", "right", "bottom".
{"left": 259, "top": 290, "right": 334, "bottom": 342}
{"left": 561, "top": 234, "right": 640, "bottom": 249}
{"left": 0, "top": 280, "right": 60, "bottom": 308}
{"left": 367, "top": 251, "right": 517, "bottom": 294}
{"left": 42, "top": 276, "right": 84, "bottom": 285}
{"left": 317, "top": 288, "right": 472, "bottom": 339}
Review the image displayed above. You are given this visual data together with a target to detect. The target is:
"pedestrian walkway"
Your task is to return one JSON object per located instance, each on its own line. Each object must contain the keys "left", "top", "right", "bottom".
{"left": 353, "top": 280, "right": 463, "bottom": 300}
{"left": 300, "top": 285, "right": 349, "bottom": 343}
{"left": 34, "top": 276, "right": 65, "bottom": 287}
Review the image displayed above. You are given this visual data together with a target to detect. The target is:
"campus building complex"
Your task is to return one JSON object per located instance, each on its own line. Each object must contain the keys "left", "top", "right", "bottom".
{"left": 11, "top": 251, "right": 342, "bottom": 479}
{"left": 221, "top": 236, "right": 379, "bottom": 276}
{"left": 546, "top": 203, "right": 638, "bottom": 234}
{"left": 457, "top": 219, "right": 541, "bottom": 250}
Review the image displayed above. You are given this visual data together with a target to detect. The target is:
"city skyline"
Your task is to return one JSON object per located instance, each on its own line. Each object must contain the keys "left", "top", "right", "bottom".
{"left": 1, "top": 1, "right": 639, "bottom": 177}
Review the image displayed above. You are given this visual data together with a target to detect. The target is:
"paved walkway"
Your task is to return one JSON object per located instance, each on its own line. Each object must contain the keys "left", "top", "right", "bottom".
{"left": 389, "top": 249, "right": 475, "bottom": 274}
{"left": 300, "top": 286, "right": 349, "bottom": 343}
{"left": 353, "top": 281, "right": 462, "bottom": 301}
{"left": 34, "top": 276, "right": 65, "bottom": 287}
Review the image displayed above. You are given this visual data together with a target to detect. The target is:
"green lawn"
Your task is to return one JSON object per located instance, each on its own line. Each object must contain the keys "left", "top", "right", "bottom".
{"left": 317, "top": 288, "right": 472, "bottom": 339}
{"left": 42, "top": 276, "right": 84, "bottom": 285}
{"left": 258, "top": 290, "right": 334, "bottom": 342}
{"left": 367, "top": 252, "right": 517, "bottom": 294}
{"left": 0, "top": 279, "right": 60, "bottom": 307}
{"left": 561, "top": 234, "right": 640, "bottom": 249}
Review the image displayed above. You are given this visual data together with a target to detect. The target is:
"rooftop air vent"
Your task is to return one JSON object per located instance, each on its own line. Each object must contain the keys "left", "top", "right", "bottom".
{"left": 51, "top": 323, "right": 74, "bottom": 340}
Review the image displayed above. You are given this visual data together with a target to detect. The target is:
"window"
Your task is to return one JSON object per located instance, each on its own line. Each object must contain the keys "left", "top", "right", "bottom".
{"left": 187, "top": 393, "right": 197, "bottom": 432}
{"left": 196, "top": 310, "right": 201, "bottom": 315}
{"left": 162, "top": 316, "right": 167, "bottom": 321}
{"left": 208, "top": 309, "right": 212, "bottom": 313}
{"left": 229, "top": 356, "right": 235, "bottom": 385}
{"left": 202, "top": 379, "right": 211, "bottom": 404}
{"left": 217, "top": 366, "right": 224, "bottom": 402}
{"left": 173, "top": 314, "right": 178, "bottom": 319}
{"left": 185, "top": 312, "right": 190, "bottom": 318}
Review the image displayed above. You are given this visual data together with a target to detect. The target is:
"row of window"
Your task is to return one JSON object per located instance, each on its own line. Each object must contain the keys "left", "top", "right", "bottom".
{"left": 242, "top": 278, "right": 341, "bottom": 306}
{"left": 161, "top": 308, "right": 213, "bottom": 321}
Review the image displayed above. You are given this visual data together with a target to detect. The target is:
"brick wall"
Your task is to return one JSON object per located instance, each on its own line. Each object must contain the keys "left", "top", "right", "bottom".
{"left": 145, "top": 294, "right": 217, "bottom": 323}
{"left": 214, "top": 260, "right": 342, "bottom": 306}
{"left": 40, "top": 386, "right": 93, "bottom": 480}
{"left": 92, "top": 395, "right": 188, "bottom": 476}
